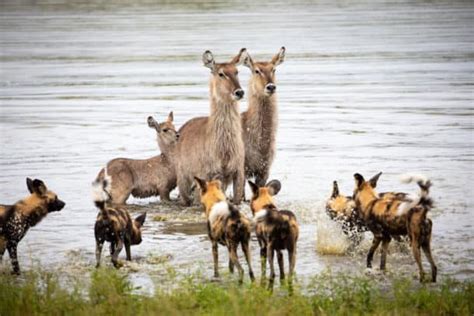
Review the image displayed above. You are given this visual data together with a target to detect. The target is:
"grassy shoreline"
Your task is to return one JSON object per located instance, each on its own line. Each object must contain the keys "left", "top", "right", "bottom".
{"left": 1, "top": 268, "right": 473, "bottom": 316}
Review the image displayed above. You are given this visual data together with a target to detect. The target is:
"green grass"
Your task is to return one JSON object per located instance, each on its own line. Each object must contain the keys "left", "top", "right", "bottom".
{"left": 0, "top": 268, "right": 472, "bottom": 316}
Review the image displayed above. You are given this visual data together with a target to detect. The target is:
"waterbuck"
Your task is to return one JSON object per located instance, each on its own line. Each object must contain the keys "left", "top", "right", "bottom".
{"left": 94, "top": 112, "right": 179, "bottom": 204}
{"left": 175, "top": 49, "right": 247, "bottom": 206}
{"left": 241, "top": 47, "right": 285, "bottom": 187}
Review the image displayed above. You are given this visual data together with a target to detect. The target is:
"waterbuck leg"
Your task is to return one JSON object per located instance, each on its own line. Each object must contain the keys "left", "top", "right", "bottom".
{"left": 232, "top": 169, "right": 245, "bottom": 205}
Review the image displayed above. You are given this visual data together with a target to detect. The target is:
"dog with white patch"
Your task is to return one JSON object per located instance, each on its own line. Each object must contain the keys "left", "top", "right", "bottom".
{"left": 353, "top": 172, "right": 437, "bottom": 282}
{"left": 194, "top": 177, "right": 254, "bottom": 283}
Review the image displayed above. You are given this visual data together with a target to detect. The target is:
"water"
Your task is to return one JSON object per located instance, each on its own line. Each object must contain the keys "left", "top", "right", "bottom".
{"left": 1, "top": 0, "right": 473, "bottom": 284}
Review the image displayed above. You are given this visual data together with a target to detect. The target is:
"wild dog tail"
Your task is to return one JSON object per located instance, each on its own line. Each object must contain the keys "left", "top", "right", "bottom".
{"left": 331, "top": 181, "right": 339, "bottom": 198}
{"left": 400, "top": 174, "right": 433, "bottom": 210}
{"left": 92, "top": 166, "right": 112, "bottom": 210}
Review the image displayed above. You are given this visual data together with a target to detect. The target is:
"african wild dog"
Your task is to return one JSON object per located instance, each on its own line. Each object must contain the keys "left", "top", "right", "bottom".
{"left": 0, "top": 178, "right": 65, "bottom": 274}
{"left": 175, "top": 49, "right": 247, "bottom": 206}
{"left": 353, "top": 172, "right": 437, "bottom": 282}
{"left": 241, "top": 47, "right": 285, "bottom": 188}
{"left": 248, "top": 180, "right": 299, "bottom": 287}
{"left": 94, "top": 112, "right": 179, "bottom": 204}
{"left": 194, "top": 177, "right": 254, "bottom": 283}
{"left": 92, "top": 176, "right": 146, "bottom": 268}
{"left": 326, "top": 181, "right": 367, "bottom": 246}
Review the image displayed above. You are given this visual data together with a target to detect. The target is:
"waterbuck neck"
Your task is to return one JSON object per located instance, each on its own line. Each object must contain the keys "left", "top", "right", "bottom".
{"left": 246, "top": 88, "right": 278, "bottom": 142}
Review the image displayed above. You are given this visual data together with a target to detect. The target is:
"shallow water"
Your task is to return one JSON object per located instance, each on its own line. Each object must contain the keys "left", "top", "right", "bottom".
{"left": 1, "top": 0, "right": 473, "bottom": 284}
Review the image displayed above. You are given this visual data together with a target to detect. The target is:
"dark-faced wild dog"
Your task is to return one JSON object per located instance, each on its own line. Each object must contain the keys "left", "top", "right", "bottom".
{"left": 241, "top": 47, "right": 285, "bottom": 188}
{"left": 175, "top": 49, "right": 247, "bottom": 206}
{"left": 248, "top": 180, "right": 299, "bottom": 286}
{"left": 0, "top": 178, "right": 65, "bottom": 274}
{"left": 353, "top": 172, "right": 437, "bottom": 282}
{"left": 92, "top": 177, "right": 146, "bottom": 268}
{"left": 326, "top": 181, "right": 367, "bottom": 246}
{"left": 194, "top": 177, "right": 254, "bottom": 283}
{"left": 94, "top": 112, "right": 179, "bottom": 204}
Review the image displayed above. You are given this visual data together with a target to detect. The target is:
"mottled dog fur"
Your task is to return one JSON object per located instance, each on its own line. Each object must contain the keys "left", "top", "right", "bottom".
{"left": 353, "top": 172, "right": 437, "bottom": 282}
{"left": 241, "top": 47, "right": 285, "bottom": 187}
{"left": 248, "top": 180, "right": 299, "bottom": 287}
{"left": 94, "top": 112, "right": 179, "bottom": 204}
{"left": 92, "top": 177, "right": 146, "bottom": 268}
{"left": 0, "top": 178, "right": 65, "bottom": 274}
{"left": 194, "top": 177, "right": 254, "bottom": 283}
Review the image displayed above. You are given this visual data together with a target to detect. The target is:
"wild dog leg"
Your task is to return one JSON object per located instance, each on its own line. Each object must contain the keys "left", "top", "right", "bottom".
{"left": 7, "top": 242, "right": 20, "bottom": 274}
{"left": 0, "top": 237, "right": 6, "bottom": 262}
{"left": 277, "top": 250, "right": 285, "bottom": 281}
{"left": 110, "top": 242, "right": 115, "bottom": 256}
{"left": 241, "top": 240, "right": 255, "bottom": 281}
{"left": 259, "top": 240, "right": 267, "bottom": 281}
{"left": 367, "top": 236, "right": 382, "bottom": 268}
{"left": 411, "top": 239, "right": 424, "bottom": 282}
{"left": 288, "top": 245, "right": 297, "bottom": 283}
{"left": 95, "top": 240, "right": 104, "bottom": 268}
{"left": 267, "top": 243, "right": 275, "bottom": 287}
{"left": 421, "top": 241, "right": 437, "bottom": 282}
{"left": 111, "top": 240, "right": 124, "bottom": 268}
{"left": 229, "top": 244, "right": 244, "bottom": 284}
{"left": 380, "top": 236, "right": 392, "bottom": 270}
{"left": 212, "top": 241, "right": 219, "bottom": 278}
{"left": 125, "top": 241, "right": 132, "bottom": 261}
{"left": 229, "top": 257, "right": 235, "bottom": 274}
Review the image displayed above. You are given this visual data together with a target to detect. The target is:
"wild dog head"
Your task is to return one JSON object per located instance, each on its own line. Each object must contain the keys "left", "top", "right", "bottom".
{"left": 326, "top": 181, "right": 356, "bottom": 220}
{"left": 147, "top": 111, "right": 179, "bottom": 150}
{"left": 203, "top": 48, "right": 247, "bottom": 103}
{"left": 131, "top": 212, "right": 147, "bottom": 245}
{"left": 353, "top": 172, "right": 384, "bottom": 216}
{"left": 243, "top": 47, "right": 285, "bottom": 96}
{"left": 248, "top": 179, "right": 281, "bottom": 215}
{"left": 194, "top": 177, "right": 226, "bottom": 216}
{"left": 26, "top": 178, "right": 66, "bottom": 214}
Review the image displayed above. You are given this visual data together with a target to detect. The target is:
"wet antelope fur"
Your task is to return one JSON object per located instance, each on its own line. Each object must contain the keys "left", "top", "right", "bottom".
{"left": 241, "top": 47, "right": 285, "bottom": 187}
{"left": 194, "top": 177, "right": 254, "bottom": 283}
{"left": 0, "top": 178, "right": 65, "bottom": 274}
{"left": 248, "top": 180, "right": 299, "bottom": 287}
{"left": 94, "top": 112, "right": 179, "bottom": 204}
{"left": 92, "top": 176, "right": 146, "bottom": 268}
{"left": 353, "top": 172, "right": 437, "bottom": 282}
{"left": 175, "top": 49, "right": 247, "bottom": 206}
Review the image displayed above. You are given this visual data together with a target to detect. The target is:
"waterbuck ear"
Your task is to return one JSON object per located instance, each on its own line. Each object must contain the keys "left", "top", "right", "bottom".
{"left": 331, "top": 181, "right": 340, "bottom": 198}
{"left": 202, "top": 50, "right": 215, "bottom": 71}
{"left": 242, "top": 51, "right": 255, "bottom": 70}
{"left": 135, "top": 212, "right": 147, "bottom": 228}
{"left": 167, "top": 111, "right": 174, "bottom": 123}
{"left": 271, "top": 46, "right": 285, "bottom": 66}
{"left": 26, "top": 177, "right": 34, "bottom": 193}
{"left": 248, "top": 181, "right": 259, "bottom": 196}
{"left": 369, "top": 172, "right": 382, "bottom": 188}
{"left": 354, "top": 173, "right": 365, "bottom": 189}
{"left": 147, "top": 116, "right": 160, "bottom": 131}
{"left": 266, "top": 180, "right": 281, "bottom": 196}
{"left": 194, "top": 177, "right": 207, "bottom": 193}
{"left": 230, "top": 48, "right": 247, "bottom": 65}
{"left": 32, "top": 179, "right": 47, "bottom": 196}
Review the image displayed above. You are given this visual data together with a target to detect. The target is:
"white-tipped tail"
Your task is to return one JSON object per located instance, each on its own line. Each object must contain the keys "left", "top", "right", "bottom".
{"left": 400, "top": 173, "right": 429, "bottom": 186}
{"left": 397, "top": 173, "right": 432, "bottom": 216}
{"left": 92, "top": 167, "right": 112, "bottom": 204}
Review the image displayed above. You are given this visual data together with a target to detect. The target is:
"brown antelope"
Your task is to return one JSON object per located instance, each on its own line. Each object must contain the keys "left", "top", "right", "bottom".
{"left": 94, "top": 112, "right": 179, "bottom": 204}
{"left": 353, "top": 172, "right": 437, "bottom": 282}
{"left": 248, "top": 179, "right": 299, "bottom": 287}
{"left": 241, "top": 47, "right": 285, "bottom": 187}
{"left": 175, "top": 49, "right": 247, "bottom": 206}
{"left": 194, "top": 177, "right": 254, "bottom": 283}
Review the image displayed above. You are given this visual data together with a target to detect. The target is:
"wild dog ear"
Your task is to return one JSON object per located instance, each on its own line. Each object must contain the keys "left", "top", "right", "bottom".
{"left": 26, "top": 177, "right": 34, "bottom": 193}
{"left": 32, "top": 179, "right": 47, "bottom": 196}
{"left": 230, "top": 48, "right": 247, "bottom": 66}
{"left": 135, "top": 212, "right": 146, "bottom": 228}
{"left": 266, "top": 180, "right": 281, "bottom": 196}
{"left": 203, "top": 50, "right": 216, "bottom": 71}
{"left": 194, "top": 177, "right": 207, "bottom": 194}
{"left": 147, "top": 116, "right": 160, "bottom": 131}
{"left": 331, "top": 181, "right": 340, "bottom": 198}
{"left": 248, "top": 181, "right": 259, "bottom": 196}
{"left": 354, "top": 173, "right": 365, "bottom": 189}
{"left": 242, "top": 51, "right": 255, "bottom": 70}
{"left": 369, "top": 172, "right": 382, "bottom": 188}
{"left": 168, "top": 111, "right": 174, "bottom": 123}
{"left": 271, "top": 46, "right": 285, "bottom": 66}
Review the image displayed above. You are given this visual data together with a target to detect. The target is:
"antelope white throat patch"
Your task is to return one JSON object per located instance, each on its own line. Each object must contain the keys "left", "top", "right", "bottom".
{"left": 208, "top": 201, "right": 231, "bottom": 225}
{"left": 254, "top": 209, "right": 268, "bottom": 222}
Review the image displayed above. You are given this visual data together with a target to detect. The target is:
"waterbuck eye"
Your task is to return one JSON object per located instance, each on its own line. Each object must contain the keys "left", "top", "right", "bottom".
{"left": 218, "top": 73, "right": 225, "bottom": 78}
{"left": 255, "top": 69, "right": 260, "bottom": 75}
{"left": 163, "top": 128, "right": 169, "bottom": 133}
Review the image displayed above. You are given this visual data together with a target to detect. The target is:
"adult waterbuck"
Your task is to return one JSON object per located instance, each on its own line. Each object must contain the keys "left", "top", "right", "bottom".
{"left": 175, "top": 49, "right": 247, "bottom": 206}
{"left": 241, "top": 47, "right": 285, "bottom": 187}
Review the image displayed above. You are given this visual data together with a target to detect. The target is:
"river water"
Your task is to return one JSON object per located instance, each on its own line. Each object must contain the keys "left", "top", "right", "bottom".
{"left": 1, "top": 0, "right": 473, "bottom": 285}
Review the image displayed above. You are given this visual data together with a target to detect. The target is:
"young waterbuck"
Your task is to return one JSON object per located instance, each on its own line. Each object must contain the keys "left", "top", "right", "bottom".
{"left": 175, "top": 49, "right": 247, "bottom": 206}
{"left": 242, "top": 47, "right": 285, "bottom": 187}
{"left": 94, "top": 112, "right": 179, "bottom": 204}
